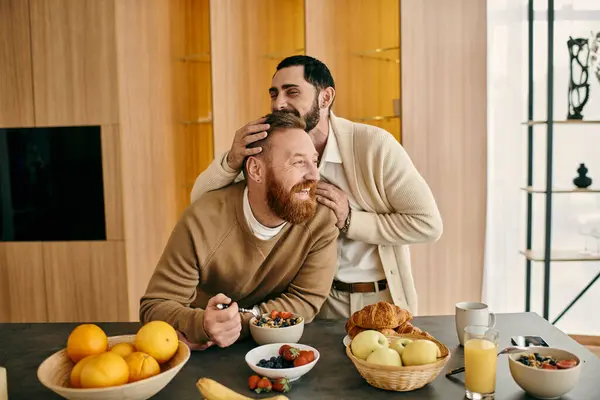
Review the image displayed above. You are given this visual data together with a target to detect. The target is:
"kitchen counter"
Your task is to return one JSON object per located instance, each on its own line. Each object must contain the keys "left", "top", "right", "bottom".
{"left": 1, "top": 312, "right": 598, "bottom": 399}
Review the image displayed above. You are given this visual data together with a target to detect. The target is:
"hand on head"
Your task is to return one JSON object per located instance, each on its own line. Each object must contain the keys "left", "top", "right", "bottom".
{"left": 203, "top": 293, "right": 242, "bottom": 348}
{"left": 226, "top": 117, "right": 270, "bottom": 171}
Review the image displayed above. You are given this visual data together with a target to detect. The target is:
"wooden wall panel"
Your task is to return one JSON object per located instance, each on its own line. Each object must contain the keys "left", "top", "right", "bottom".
{"left": 172, "top": 0, "right": 214, "bottom": 215}
{"left": 305, "top": 0, "right": 401, "bottom": 141}
{"left": 43, "top": 241, "right": 128, "bottom": 322}
{"left": 0, "top": 243, "right": 47, "bottom": 322}
{"left": 30, "top": 0, "right": 118, "bottom": 126}
{"left": 0, "top": 0, "right": 35, "bottom": 127}
{"left": 115, "top": 0, "right": 178, "bottom": 320}
{"left": 101, "top": 125, "right": 124, "bottom": 240}
{"left": 401, "top": 0, "right": 487, "bottom": 315}
{"left": 210, "top": 0, "right": 305, "bottom": 155}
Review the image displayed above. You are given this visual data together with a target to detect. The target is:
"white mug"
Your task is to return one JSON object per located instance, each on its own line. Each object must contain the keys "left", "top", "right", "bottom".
{"left": 455, "top": 302, "right": 496, "bottom": 346}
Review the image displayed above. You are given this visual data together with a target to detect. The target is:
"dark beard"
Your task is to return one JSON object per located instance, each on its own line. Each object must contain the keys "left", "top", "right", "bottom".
{"left": 266, "top": 172, "right": 317, "bottom": 224}
{"left": 278, "top": 93, "right": 320, "bottom": 132}
{"left": 303, "top": 94, "right": 321, "bottom": 132}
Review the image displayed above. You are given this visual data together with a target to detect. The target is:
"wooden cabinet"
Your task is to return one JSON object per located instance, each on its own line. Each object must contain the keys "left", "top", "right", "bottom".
{"left": 305, "top": 0, "right": 401, "bottom": 142}
{"left": 29, "top": 0, "right": 118, "bottom": 126}
{"left": 0, "top": 0, "right": 35, "bottom": 127}
{"left": 0, "top": 243, "right": 48, "bottom": 322}
{"left": 43, "top": 241, "right": 129, "bottom": 322}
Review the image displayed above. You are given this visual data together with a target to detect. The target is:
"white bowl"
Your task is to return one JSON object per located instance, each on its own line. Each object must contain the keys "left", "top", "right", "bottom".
{"left": 508, "top": 347, "right": 582, "bottom": 399}
{"left": 37, "top": 334, "right": 190, "bottom": 400}
{"left": 249, "top": 313, "right": 304, "bottom": 345}
{"left": 245, "top": 343, "right": 319, "bottom": 382}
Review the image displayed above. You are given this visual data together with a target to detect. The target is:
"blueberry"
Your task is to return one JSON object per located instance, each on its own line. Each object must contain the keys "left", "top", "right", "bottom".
{"left": 270, "top": 356, "right": 277, "bottom": 362}
{"left": 266, "top": 361, "right": 275, "bottom": 368}
{"left": 282, "top": 322, "right": 289, "bottom": 327}
{"left": 275, "top": 316, "right": 281, "bottom": 323}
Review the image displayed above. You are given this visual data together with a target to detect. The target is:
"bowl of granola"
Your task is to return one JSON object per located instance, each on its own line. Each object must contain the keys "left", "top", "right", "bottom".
{"left": 249, "top": 311, "right": 304, "bottom": 345}
{"left": 508, "top": 347, "right": 582, "bottom": 399}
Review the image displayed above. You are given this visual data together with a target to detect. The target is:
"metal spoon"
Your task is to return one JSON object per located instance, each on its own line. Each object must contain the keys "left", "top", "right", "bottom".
{"left": 445, "top": 346, "right": 530, "bottom": 377}
{"left": 216, "top": 303, "right": 257, "bottom": 315}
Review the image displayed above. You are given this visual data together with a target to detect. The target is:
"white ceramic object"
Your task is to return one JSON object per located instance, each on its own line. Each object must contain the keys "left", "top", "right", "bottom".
{"left": 508, "top": 347, "right": 582, "bottom": 399}
{"left": 249, "top": 313, "right": 304, "bottom": 345}
{"left": 343, "top": 335, "right": 351, "bottom": 347}
{"left": 455, "top": 302, "right": 496, "bottom": 346}
{"left": 245, "top": 343, "right": 319, "bottom": 382}
{"left": 37, "top": 335, "right": 190, "bottom": 400}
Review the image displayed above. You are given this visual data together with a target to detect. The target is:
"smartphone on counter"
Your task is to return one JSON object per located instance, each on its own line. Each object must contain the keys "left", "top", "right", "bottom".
{"left": 511, "top": 335, "right": 550, "bottom": 347}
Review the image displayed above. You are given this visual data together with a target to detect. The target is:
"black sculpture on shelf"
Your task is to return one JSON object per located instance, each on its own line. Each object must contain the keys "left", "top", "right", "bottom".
{"left": 573, "top": 163, "right": 592, "bottom": 189}
{"left": 567, "top": 37, "right": 590, "bottom": 120}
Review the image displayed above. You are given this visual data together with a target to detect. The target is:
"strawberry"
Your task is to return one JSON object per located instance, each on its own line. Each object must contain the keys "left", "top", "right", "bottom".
{"left": 299, "top": 350, "right": 315, "bottom": 363}
{"left": 556, "top": 359, "right": 577, "bottom": 369}
{"left": 541, "top": 363, "right": 558, "bottom": 370}
{"left": 270, "top": 310, "right": 280, "bottom": 319}
{"left": 248, "top": 375, "right": 261, "bottom": 390}
{"left": 293, "top": 355, "right": 309, "bottom": 367}
{"left": 255, "top": 377, "right": 272, "bottom": 393}
{"left": 279, "top": 311, "right": 292, "bottom": 319}
{"left": 283, "top": 347, "right": 300, "bottom": 361}
{"left": 272, "top": 377, "right": 291, "bottom": 393}
{"left": 279, "top": 344, "right": 291, "bottom": 356}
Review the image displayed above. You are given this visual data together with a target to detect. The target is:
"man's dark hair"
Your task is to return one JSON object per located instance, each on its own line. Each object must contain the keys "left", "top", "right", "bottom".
{"left": 242, "top": 110, "right": 307, "bottom": 179}
{"left": 276, "top": 55, "right": 335, "bottom": 109}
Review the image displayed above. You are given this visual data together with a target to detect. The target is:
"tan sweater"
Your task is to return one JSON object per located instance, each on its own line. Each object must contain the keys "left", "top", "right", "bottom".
{"left": 190, "top": 112, "right": 442, "bottom": 314}
{"left": 140, "top": 182, "right": 339, "bottom": 344}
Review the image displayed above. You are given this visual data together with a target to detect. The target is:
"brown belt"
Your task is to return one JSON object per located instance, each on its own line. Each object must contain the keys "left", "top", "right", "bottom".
{"left": 332, "top": 279, "right": 388, "bottom": 293}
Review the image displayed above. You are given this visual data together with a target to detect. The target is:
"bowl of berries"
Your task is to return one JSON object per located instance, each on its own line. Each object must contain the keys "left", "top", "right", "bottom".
{"left": 508, "top": 347, "right": 582, "bottom": 399}
{"left": 245, "top": 343, "right": 319, "bottom": 382}
{"left": 249, "top": 311, "right": 304, "bottom": 345}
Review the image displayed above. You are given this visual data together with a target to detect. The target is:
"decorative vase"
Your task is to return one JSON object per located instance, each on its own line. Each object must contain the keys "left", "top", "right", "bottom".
{"left": 573, "top": 163, "right": 592, "bottom": 189}
{"left": 567, "top": 37, "right": 591, "bottom": 120}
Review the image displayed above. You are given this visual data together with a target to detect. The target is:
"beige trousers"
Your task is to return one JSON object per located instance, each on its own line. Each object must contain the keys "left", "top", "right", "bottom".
{"left": 316, "top": 286, "right": 394, "bottom": 319}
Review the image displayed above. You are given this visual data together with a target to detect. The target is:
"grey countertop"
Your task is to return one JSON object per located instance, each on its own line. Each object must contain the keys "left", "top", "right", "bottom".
{"left": 1, "top": 312, "right": 598, "bottom": 399}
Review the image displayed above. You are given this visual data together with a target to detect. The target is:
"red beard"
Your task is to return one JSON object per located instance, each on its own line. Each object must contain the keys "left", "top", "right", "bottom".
{"left": 266, "top": 172, "right": 317, "bottom": 224}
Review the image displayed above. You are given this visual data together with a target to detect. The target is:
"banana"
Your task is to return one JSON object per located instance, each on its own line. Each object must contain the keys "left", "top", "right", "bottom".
{"left": 196, "top": 377, "right": 289, "bottom": 400}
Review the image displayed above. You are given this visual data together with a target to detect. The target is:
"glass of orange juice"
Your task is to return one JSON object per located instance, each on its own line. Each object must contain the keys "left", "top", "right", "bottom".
{"left": 464, "top": 325, "right": 499, "bottom": 399}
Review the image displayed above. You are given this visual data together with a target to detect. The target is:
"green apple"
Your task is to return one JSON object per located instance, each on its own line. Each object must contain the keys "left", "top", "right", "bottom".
{"left": 366, "top": 347, "right": 402, "bottom": 367}
{"left": 401, "top": 339, "right": 438, "bottom": 366}
{"left": 390, "top": 337, "right": 413, "bottom": 356}
{"left": 351, "top": 330, "right": 389, "bottom": 360}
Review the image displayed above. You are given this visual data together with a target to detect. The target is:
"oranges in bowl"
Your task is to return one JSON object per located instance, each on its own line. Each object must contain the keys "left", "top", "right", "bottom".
{"left": 37, "top": 321, "right": 190, "bottom": 400}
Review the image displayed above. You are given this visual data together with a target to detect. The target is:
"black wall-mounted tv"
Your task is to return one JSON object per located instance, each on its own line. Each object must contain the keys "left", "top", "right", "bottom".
{"left": 0, "top": 126, "right": 106, "bottom": 241}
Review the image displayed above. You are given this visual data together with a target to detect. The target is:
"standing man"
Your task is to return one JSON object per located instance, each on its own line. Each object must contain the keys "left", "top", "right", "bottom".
{"left": 190, "top": 55, "right": 442, "bottom": 318}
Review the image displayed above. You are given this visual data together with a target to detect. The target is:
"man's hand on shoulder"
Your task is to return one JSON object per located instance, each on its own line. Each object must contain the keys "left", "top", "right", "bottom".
{"left": 315, "top": 181, "right": 350, "bottom": 229}
{"left": 203, "top": 293, "right": 242, "bottom": 348}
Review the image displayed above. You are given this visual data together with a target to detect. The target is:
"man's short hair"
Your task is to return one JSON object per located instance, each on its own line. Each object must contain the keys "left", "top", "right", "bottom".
{"left": 242, "top": 110, "right": 307, "bottom": 178}
{"left": 276, "top": 55, "right": 335, "bottom": 92}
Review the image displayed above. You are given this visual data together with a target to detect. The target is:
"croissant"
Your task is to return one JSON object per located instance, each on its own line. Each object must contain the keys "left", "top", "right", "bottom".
{"left": 345, "top": 318, "right": 399, "bottom": 339}
{"left": 395, "top": 322, "right": 434, "bottom": 339}
{"left": 349, "top": 301, "right": 412, "bottom": 329}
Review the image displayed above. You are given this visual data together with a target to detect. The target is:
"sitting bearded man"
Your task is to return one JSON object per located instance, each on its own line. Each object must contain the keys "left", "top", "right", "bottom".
{"left": 140, "top": 110, "right": 339, "bottom": 349}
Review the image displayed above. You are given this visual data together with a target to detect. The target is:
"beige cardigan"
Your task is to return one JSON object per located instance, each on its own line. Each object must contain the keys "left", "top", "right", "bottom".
{"left": 190, "top": 113, "right": 443, "bottom": 314}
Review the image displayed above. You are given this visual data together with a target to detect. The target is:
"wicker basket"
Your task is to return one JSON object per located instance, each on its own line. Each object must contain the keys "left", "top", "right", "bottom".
{"left": 346, "top": 333, "right": 451, "bottom": 392}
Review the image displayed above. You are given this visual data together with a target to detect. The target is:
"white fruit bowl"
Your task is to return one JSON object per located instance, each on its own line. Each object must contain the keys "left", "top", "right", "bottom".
{"left": 245, "top": 343, "right": 319, "bottom": 382}
{"left": 37, "top": 334, "right": 190, "bottom": 400}
{"left": 249, "top": 313, "right": 304, "bottom": 345}
{"left": 508, "top": 347, "right": 582, "bottom": 399}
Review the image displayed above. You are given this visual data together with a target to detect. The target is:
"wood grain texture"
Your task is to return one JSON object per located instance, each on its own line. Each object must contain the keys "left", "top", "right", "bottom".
{"left": 0, "top": 0, "right": 35, "bottom": 127}
{"left": 400, "top": 0, "right": 487, "bottom": 315}
{"left": 29, "top": 0, "right": 118, "bottom": 126}
{"left": 210, "top": 0, "right": 305, "bottom": 155}
{"left": 305, "top": 0, "right": 401, "bottom": 141}
{"left": 0, "top": 243, "right": 48, "bottom": 322}
{"left": 43, "top": 241, "right": 128, "bottom": 322}
{"left": 115, "top": 0, "right": 178, "bottom": 321}
{"left": 172, "top": 0, "right": 214, "bottom": 215}
{"left": 101, "top": 125, "right": 124, "bottom": 240}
